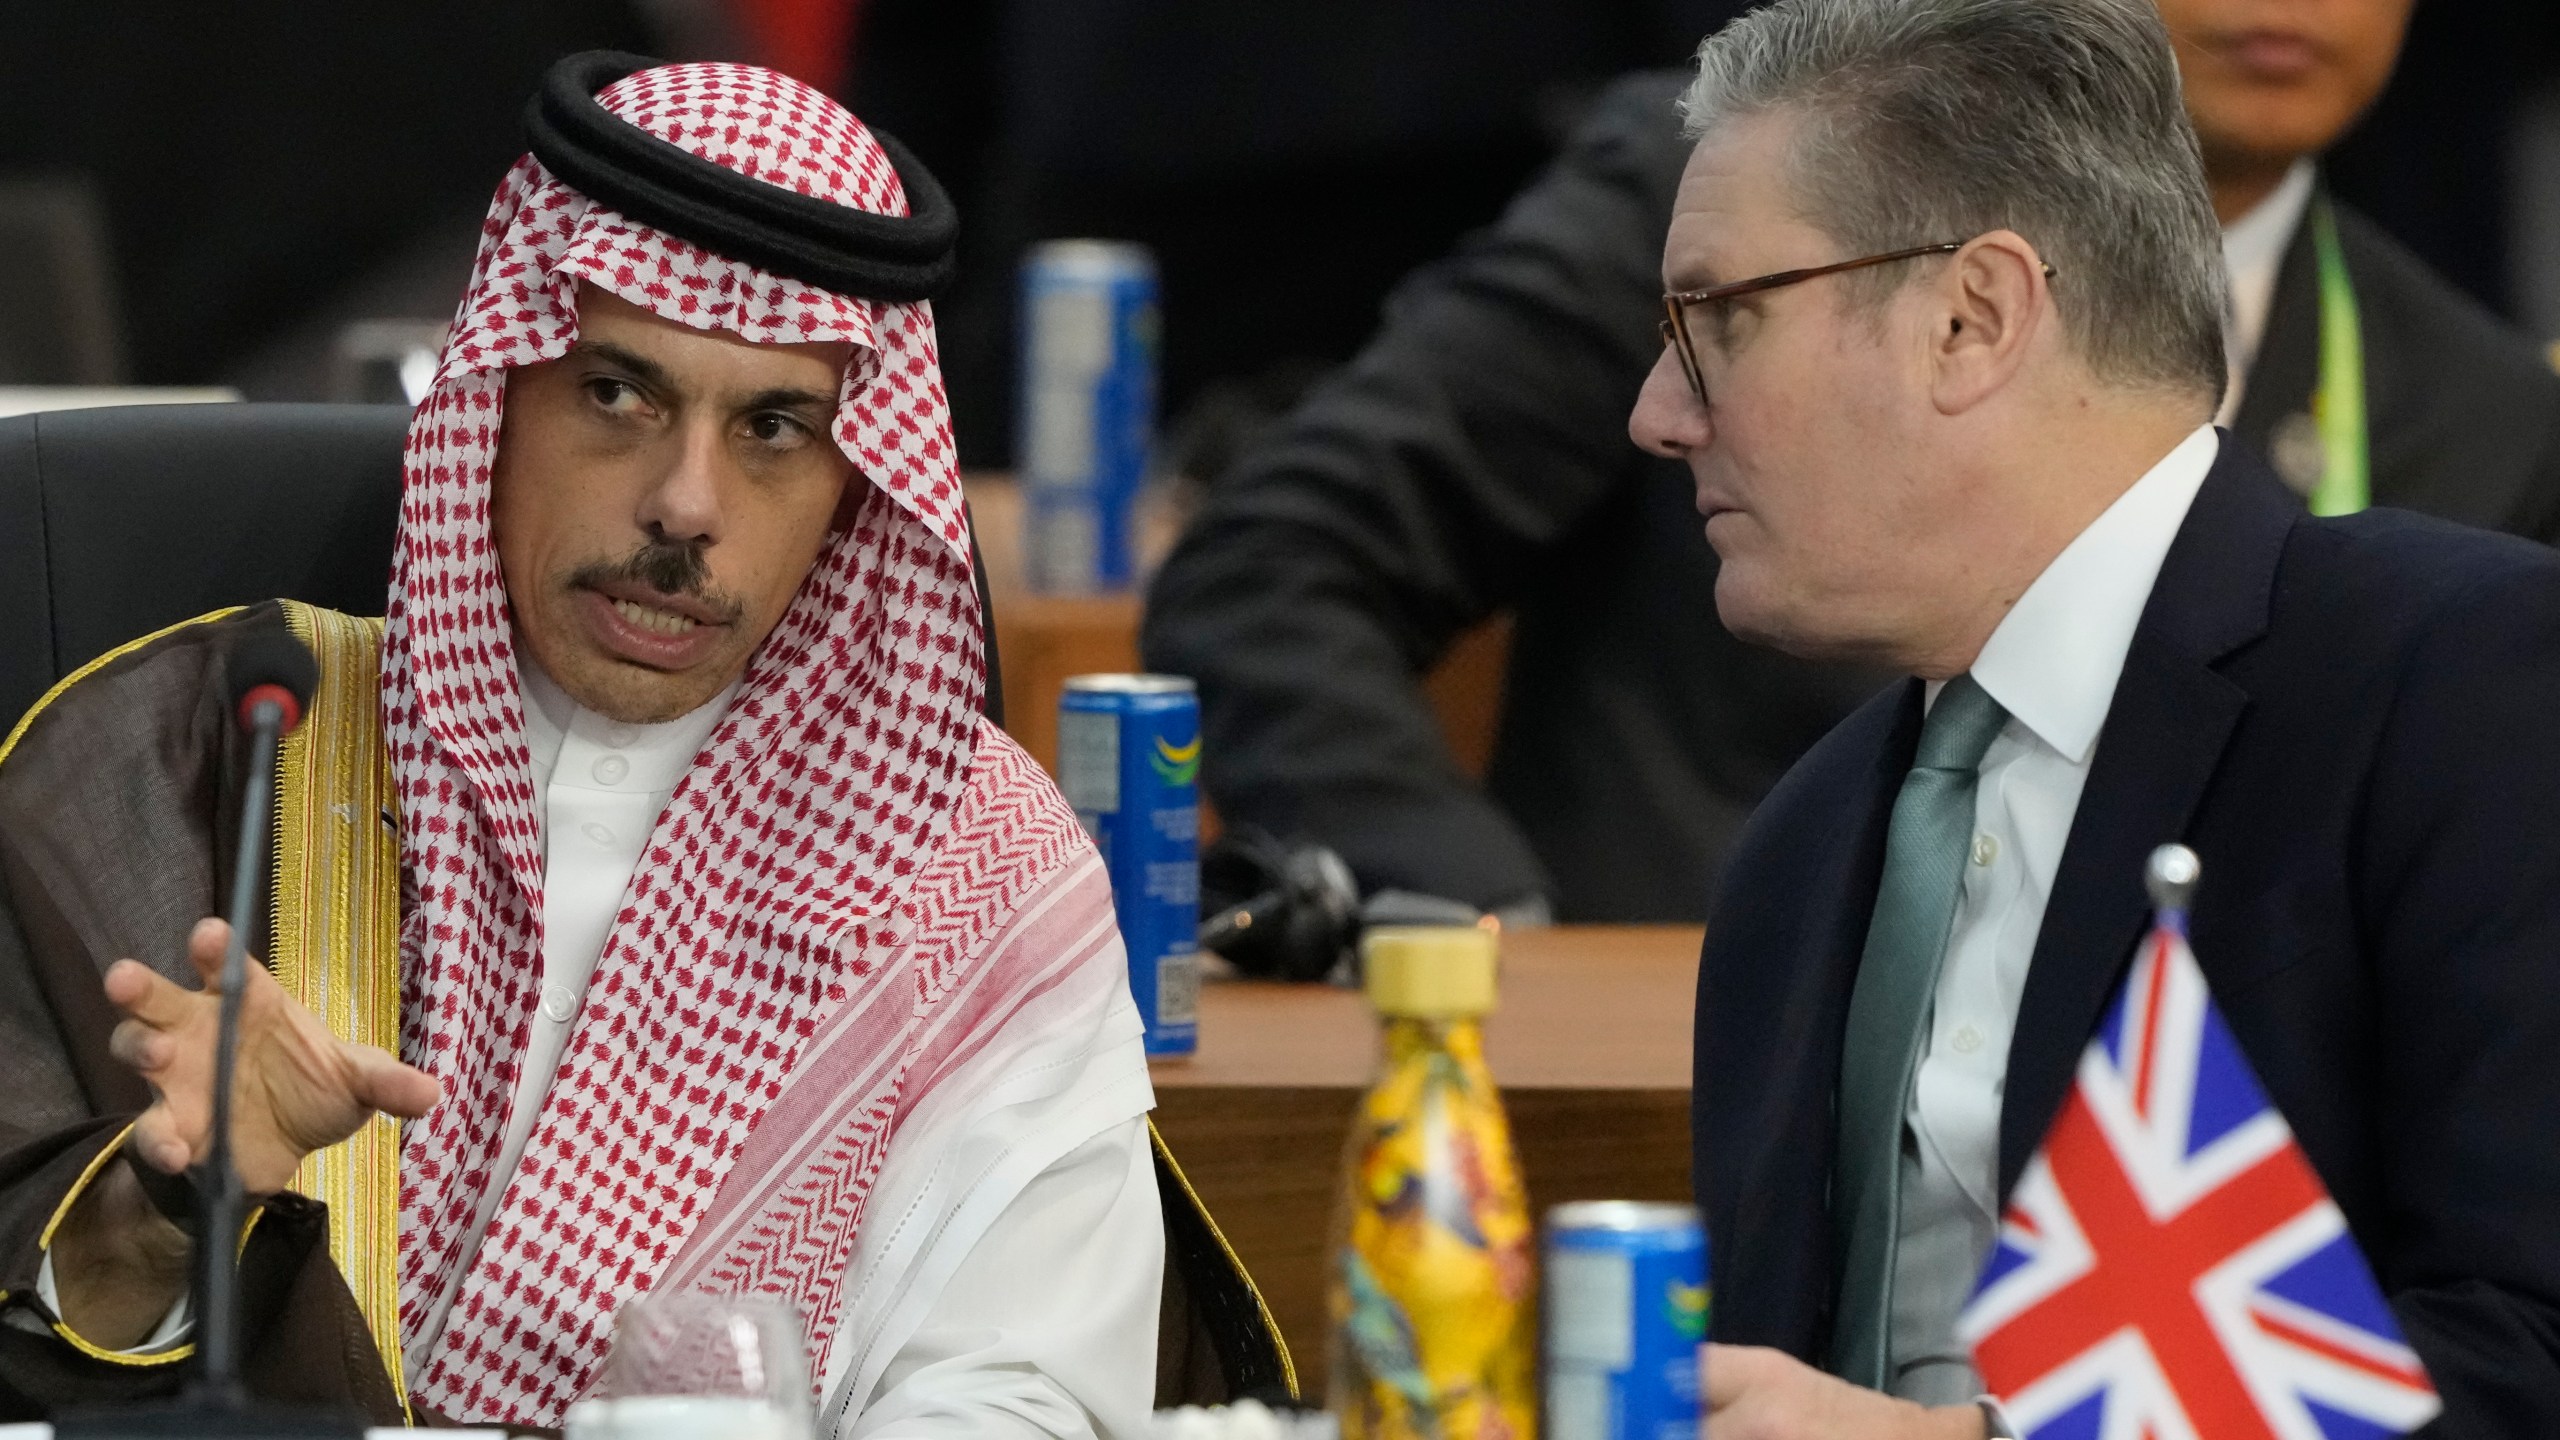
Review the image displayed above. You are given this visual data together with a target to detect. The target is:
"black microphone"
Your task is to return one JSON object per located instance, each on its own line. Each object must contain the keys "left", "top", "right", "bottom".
{"left": 59, "top": 629, "right": 353, "bottom": 1438}
{"left": 195, "top": 630, "right": 318, "bottom": 1401}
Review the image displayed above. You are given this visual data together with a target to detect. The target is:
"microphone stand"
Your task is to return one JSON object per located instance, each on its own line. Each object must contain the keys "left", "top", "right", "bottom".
{"left": 191, "top": 690, "right": 286, "bottom": 1404}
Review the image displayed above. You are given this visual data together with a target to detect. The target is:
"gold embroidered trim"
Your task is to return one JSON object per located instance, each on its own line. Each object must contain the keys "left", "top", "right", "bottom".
{"left": 272, "top": 601, "right": 406, "bottom": 1402}
{"left": 1148, "top": 1118, "right": 1298, "bottom": 1399}
{"left": 37, "top": 1121, "right": 143, "bottom": 1253}
{"left": 48, "top": 1315, "right": 194, "bottom": 1368}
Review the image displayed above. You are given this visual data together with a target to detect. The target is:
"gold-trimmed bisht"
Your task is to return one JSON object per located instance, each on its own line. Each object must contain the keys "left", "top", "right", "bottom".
{"left": 270, "top": 601, "right": 407, "bottom": 1403}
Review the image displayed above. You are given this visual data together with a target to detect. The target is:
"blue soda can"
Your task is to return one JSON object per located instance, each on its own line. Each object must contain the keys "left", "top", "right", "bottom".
{"left": 1017, "top": 240, "right": 1159, "bottom": 593}
{"left": 1545, "top": 1201, "right": 1710, "bottom": 1440}
{"left": 1056, "top": 675, "right": 1200, "bottom": 1056}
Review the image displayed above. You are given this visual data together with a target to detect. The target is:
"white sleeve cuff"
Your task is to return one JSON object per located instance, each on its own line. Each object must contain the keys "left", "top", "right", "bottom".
{"left": 33, "top": 1249, "right": 193, "bottom": 1354}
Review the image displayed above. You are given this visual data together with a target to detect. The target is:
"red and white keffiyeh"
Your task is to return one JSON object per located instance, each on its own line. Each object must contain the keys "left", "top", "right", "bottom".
{"left": 381, "top": 61, "right": 1101, "bottom": 1425}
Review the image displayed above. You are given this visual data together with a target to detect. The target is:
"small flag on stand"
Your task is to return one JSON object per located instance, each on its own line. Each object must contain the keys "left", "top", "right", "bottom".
{"left": 1957, "top": 845, "right": 2441, "bottom": 1440}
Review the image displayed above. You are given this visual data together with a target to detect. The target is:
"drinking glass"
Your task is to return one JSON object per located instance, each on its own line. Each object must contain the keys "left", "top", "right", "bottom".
{"left": 564, "top": 1293, "right": 815, "bottom": 1440}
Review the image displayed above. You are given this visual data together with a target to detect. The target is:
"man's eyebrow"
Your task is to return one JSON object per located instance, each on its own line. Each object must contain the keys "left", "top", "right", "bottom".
{"left": 1661, "top": 252, "right": 1724, "bottom": 294}
{"left": 1666, "top": 254, "right": 1737, "bottom": 293}
{"left": 740, "top": 385, "right": 837, "bottom": 413}
{"left": 570, "top": 339, "right": 675, "bottom": 391}
{"left": 569, "top": 341, "right": 834, "bottom": 413}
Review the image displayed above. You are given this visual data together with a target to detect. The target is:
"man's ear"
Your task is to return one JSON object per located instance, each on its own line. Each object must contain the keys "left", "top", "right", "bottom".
{"left": 1928, "top": 230, "right": 2048, "bottom": 416}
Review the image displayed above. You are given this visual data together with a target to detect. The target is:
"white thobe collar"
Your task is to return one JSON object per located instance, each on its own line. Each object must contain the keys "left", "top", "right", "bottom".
{"left": 1952, "top": 424, "right": 2221, "bottom": 763}
{"left": 517, "top": 657, "right": 739, "bottom": 806}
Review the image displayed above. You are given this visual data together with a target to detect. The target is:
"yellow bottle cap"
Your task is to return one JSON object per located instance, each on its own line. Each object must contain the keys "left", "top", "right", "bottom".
{"left": 1362, "top": 925, "right": 1499, "bottom": 1018}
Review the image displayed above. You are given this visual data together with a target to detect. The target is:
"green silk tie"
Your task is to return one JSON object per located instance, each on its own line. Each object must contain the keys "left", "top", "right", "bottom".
{"left": 1829, "top": 673, "right": 2010, "bottom": 1391}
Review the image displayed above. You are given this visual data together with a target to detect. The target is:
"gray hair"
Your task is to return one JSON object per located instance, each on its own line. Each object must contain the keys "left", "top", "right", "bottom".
{"left": 1680, "top": 0, "right": 2228, "bottom": 402}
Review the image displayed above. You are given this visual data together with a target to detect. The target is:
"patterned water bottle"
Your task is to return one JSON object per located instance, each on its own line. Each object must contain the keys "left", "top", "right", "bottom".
{"left": 1327, "top": 925, "right": 1536, "bottom": 1440}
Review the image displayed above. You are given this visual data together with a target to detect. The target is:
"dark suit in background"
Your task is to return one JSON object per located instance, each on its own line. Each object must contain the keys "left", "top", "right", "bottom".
{"left": 1143, "top": 72, "right": 2560, "bottom": 923}
{"left": 1693, "top": 444, "right": 2560, "bottom": 1434}
{"left": 2238, "top": 191, "right": 2560, "bottom": 533}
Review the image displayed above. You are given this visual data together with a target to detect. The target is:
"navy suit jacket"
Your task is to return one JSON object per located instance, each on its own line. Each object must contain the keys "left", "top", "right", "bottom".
{"left": 1692, "top": 438, "right": 2560, "bottom": 1435}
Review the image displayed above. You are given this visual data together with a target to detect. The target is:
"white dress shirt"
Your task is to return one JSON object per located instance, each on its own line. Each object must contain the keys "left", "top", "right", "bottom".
{"left": 2217, "top": 160, "right": 2318, "bottom": 426}
{"left": 1885, "top": 425, "right": 2221, "bottom": 1405}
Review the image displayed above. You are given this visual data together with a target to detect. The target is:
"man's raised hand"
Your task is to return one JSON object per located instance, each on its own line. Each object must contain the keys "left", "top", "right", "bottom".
{"left": 104, "top": 916, "right": 440, "bottom": 1196}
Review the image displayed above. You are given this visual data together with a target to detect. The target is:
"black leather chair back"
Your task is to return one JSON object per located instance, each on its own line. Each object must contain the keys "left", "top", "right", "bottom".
{"left": 0, "top": 403, "right": 406, "bottom": 728}
{"left": 0, "top": 402, "right": 1001, "bottom": 732}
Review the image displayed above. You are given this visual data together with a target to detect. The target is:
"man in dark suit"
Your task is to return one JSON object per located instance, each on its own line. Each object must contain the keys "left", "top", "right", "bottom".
{"left": 2161, "top": 0, "right": 2560, "bottom": 526}
{"left": 1635, "top": 1, "right": 2560, "bottom": 1436}
{"left": 1142, "top": 0, "right": 2560, "bottom": 926}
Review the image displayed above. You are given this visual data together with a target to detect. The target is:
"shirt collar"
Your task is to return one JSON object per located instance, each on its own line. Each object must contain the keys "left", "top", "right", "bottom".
{"left": 2219, "top": 158, "right": 2317, "bottom": 381}
{"left": 516, "top": 656, "right": 739, "bottom": 792}
{"left": 2222, "top": 159, "right": 2316, "bottom": 285}
{"left": 1966, "top": 425, "right": 2221, "bottom": 766}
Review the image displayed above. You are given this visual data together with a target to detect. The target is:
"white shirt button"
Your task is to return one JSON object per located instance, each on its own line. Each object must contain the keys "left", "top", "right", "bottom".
{"left": 601, "top": 722, "right": 640, "bottom": 749}
{"left": 581, "top": 821, "right": 615, "bottom": 847}
{"left": 591, "top": 754, "right": 630, "bottom": 786}
{"left": 1970, "top": 832, "right": 1999, "bottom": 867}
{"left": 1952, "top": 1024, "right": 1984, "bottom": 1055}
{"left": 540, "top": 983, "right": 577, "bottom": 1023}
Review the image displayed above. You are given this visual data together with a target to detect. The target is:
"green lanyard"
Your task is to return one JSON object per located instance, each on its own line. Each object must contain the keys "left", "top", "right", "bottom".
{"left": 2305, "top": 197, "right": 2370, "bottom": 515}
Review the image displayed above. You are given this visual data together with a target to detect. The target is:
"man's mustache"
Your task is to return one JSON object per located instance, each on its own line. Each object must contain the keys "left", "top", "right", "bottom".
{"left": 569, "top": 540, "right": 745, "bottom": 624}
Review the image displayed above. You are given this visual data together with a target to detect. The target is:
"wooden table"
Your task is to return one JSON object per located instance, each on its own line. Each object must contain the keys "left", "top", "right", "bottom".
{"left": 1149, "top": 925, "right": 1702, "bottom": 1397}
{"left": 964, "top": 473, "right": 1621, "bottom": 1391}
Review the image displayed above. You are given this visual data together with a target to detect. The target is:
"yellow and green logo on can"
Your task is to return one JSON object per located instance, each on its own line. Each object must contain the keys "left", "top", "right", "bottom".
{"left": 1151, "top": 734, "right": 1201, "bottom": 786}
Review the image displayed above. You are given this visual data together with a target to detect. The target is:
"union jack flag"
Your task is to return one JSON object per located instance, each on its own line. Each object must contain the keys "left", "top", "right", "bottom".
{"left": 1957, "top": 902, "right": 2441, "bottom": 1440}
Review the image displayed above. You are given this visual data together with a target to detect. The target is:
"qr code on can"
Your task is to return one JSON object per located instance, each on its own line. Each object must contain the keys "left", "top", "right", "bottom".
{"left": 1156, "top": 949, "right": 1201, "bottom": 1026}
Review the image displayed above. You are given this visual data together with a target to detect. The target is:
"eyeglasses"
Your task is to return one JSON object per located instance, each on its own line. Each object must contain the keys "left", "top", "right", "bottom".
{"left": 1658, "top": 240, "right": 2056, "bottom": 407}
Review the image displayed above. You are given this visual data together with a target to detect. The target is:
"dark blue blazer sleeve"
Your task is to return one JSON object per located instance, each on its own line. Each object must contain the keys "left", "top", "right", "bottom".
{"left": 2357, "top": 559, "right": 2560, "bottom": 1437}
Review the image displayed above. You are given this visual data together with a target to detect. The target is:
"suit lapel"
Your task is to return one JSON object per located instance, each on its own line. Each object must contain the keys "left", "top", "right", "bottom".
{"left": 1696, "top": 677, "right": 1916, "bottom": 1354}
{"left": 2324, "top": 203, "right": 2534, "bottom": 530}
{"left": 1794, "top": 680, "right": 1924, "bottom": 1140}
{"left": 1995, "top": 443, "right": 2300, "bottom": 1198}
{"left": 1745, "top": 675, "right": 1919, "bottom": 1204}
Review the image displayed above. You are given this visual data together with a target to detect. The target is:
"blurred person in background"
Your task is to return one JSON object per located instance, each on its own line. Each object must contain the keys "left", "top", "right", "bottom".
{"left": 1143, "top": 0, "right": 2560, "bottom": 926}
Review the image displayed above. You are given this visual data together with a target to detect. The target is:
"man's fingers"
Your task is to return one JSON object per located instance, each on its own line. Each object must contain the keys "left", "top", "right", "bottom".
{"left": 107, "top": 1018, "right": 172, "bottom": 1075}
{"left": 127, "top": 1105, "right": 197, "bottom": 1175}
{"left": 343, "top": 1045, "right": 442, "bottom": 1121}
{"left": 1702, "top": 1343, "right": 1769, "bottom": 1410}
{"left": 185, "top": 917, "right": 233, "bottom": 986}
{"left": 103, "top": 958, "right": 197, "bottom": 1027}
{"left": 102, "top": 959, "right": 156, "bottom": 1010}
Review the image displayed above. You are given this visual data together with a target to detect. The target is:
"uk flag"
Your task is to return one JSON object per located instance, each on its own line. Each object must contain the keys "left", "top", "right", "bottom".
{"left": 1956, "top": 904, "right": 2441, "bottom": 1440}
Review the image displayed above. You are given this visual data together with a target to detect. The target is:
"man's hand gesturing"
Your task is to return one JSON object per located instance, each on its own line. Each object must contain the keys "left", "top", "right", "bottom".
{"left": 106, "top": 916, "right": 441, "bottom": 1195}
